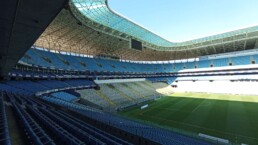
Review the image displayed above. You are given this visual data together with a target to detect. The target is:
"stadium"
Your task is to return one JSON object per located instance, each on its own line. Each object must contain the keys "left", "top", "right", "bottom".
{"left": 1, "top": 0, "right": 258, "bottom": 144}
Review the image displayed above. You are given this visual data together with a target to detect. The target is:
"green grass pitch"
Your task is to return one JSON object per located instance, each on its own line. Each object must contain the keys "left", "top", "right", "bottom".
{"left": 119, "top": 92, "right": 258, "bottom": 144}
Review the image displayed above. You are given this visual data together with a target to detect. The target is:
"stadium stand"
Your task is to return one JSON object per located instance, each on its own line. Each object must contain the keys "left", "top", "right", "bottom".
{"left": 147, "top": 77, "right": 175, "bottom": 84}
{"left": 0, "top": 75, "right": 214, "bottom": 144}
{"left": 1, "top": 30, "right": 256, "bottom": 145}
{"left": 75, "top": 81, "right": 168, "bottom": 110}
{"left": 112, "top": 83, "right": 143, "bottom": 100}
{"left": 51, "top": 92, "right": 79, "bottom": 102}
{"left": 2, "top": 0, "right": 258, "bottom": 144}
{"left": 0, "top": 79, "right": 96, "bottom": 96}
{"left": 0, "top": 89, "right": 212, "bottom": 145}
{"left": 11, "top": 101, "right": 55, "bottom": 145}
{"left": 0, "top": 93, "right": 11, "bottom": 145}
{"left": 19, "top": 48, "right": 258, "bottom": 74}
{"left": 77, "top": 89, "right": 110, "bottom": 109}
{"left": 98, "top": 84, "right": 127, "bottom": 106}
{"left": 126, "top": 82, "right": 159, "bottom": 98}
{"left": 39, "top": 92, "right": 210, "bottom": 145}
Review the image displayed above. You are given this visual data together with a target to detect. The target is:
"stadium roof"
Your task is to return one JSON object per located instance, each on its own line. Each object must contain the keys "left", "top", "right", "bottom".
{"left": 70, "top": 0, "right": 258, "bottom": 50}
{"left": 34, "top": 0, "right": 258, "bottom": 61}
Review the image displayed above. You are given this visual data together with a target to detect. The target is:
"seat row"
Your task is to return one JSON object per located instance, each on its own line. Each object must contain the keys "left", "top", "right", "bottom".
{"left": 41, "top": 93, "right": 211, "bottom": 145}
{"left": 0, "top": 79, "right": 96, "bottom": 96}
{"left": 21, "top": 48, "right": 258, "bottom": 73}
{"left": 5, "top": 92, "right": 132, "bottom": 145}
{"left": 0, "top": 93, "right": 11, "bottom": 145}
{"left": 11, "top": 101, "right": 55, "bottom": 145}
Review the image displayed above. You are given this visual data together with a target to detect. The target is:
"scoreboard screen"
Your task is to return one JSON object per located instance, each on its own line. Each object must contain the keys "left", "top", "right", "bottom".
{"left": 131, "top": 39, "right": 142, "bottom": 50}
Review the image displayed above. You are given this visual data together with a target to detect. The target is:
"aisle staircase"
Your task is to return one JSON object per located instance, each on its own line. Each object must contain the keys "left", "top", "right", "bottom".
{"left": 122, "top": 83, "right": 145, "bottom": 98}
{"left": 95, "top": 91, "right": 116, "bottom": 107}
{"left": 106, "top": 84, "right": 134, "bottom": 101}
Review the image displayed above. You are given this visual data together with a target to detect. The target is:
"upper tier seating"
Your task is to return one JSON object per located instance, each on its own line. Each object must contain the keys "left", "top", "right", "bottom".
{"left": 20, "top": 48, "right": 258, "bottom": 73}
{"left": 231, "top": 55, "right": 250, "bottom": 65}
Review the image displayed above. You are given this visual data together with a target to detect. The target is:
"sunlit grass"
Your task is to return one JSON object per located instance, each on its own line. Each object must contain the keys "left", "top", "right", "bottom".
{"left": 171, "top": 92, "right": 258, "bottom": 103}
{"left": 119, "top": 92, "right": 258, "bottom": 144}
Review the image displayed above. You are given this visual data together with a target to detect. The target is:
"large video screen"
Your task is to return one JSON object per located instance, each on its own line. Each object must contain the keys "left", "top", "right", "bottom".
{"left": 131, "top": 39, "right": 142, "bottom": 50}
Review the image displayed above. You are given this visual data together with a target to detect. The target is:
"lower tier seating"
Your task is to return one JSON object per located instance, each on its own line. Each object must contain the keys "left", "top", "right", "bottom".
{"left": 39, "top": 93, "right": 211, "bottom": 145}
{"left": 0, "top": 93, "right": 11, "bottom": 145}
{"left": 76, "top": 81, "right": 169, "bottom": 110}
{"left": 0, "top": 79, "right": 211, "bottom": 145}
{"left": 51, "top": 92, "right": 79, "bottom": 102}
{"left": 0, "top": 79, "right": 95, "bottom": 96}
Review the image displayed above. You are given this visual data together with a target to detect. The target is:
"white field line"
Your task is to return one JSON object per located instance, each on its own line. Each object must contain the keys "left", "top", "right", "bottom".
{"left": 191, "top": 99, "right": 208, "bottom": 112}
{"left": 140, "top": 98, "right": 187, "bottom": 115}
{"left": 141, "top": 113, "right": 258, "bottom": 141}
{"left": 161, "top": 108, "right": 191, "bottom": 113}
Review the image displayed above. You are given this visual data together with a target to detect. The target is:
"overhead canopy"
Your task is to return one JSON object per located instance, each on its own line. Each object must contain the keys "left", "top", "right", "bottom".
{"left": 34, "top": 0, "right": 258, "bottom": 61}
{"left": 71, "top": 0, "right": 258, "bottom": 50}
{"left": 0, "top": 0, "right": 68, "bottom": 77}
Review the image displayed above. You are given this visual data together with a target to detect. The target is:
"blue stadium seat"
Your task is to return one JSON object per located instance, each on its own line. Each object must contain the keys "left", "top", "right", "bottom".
{"left": 51, "top": 92, "right": 78, "bottom": 102}
{"left": 26, "top": 105, "right": 85, "bottom": 145}
{"left": 231, "top": 55, "right": 250, "bottom": 65}
{"left": 213, "top": 58, "right": 229, "bottom": 67}
{"left": 20, "top": 48, "right": 258, "bottom": 74}
{"left": 147, "top": 77, "right": 176, "bottom": 84}
{"left": 54, "top": 111, "right": 131, "bottom": 145}
{"left": 0, "top": 93, "right": 11, "bottom": 145}
{"left": 12, "top": 101, "right": 55, "bottom": 145}
{"left": 40, "top": 95, "right": 210, "bottom": 145}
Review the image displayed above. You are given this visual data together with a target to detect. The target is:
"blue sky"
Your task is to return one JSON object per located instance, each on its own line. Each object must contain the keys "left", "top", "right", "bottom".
{"left": 108, "top": 0, "right": 258, "bottom": 42}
